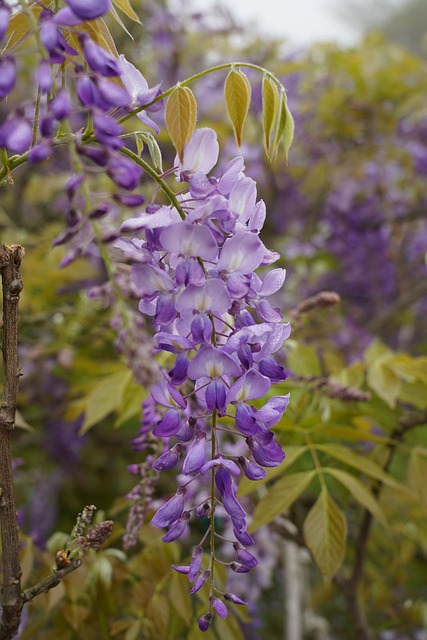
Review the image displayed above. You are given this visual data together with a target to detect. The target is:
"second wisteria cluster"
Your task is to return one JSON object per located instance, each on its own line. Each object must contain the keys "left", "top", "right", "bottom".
{"left": 118, "top": 128, "right": 290, "bottom": 630}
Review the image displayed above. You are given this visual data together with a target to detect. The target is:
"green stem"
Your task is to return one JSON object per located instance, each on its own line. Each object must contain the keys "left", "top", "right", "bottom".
{"left": 119, "top": 61, "right": 284, "bottom": 125}
{"left": 119, "top": 147, "right": 185, "bottom": 218}
{"left": 209, "top": 410, "right": 217, "bottom": 597}
{"left": 32, "top": 89, "right": 42, "bottom": 147}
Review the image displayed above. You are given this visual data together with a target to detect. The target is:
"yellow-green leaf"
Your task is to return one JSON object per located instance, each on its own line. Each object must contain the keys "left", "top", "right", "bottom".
{"left": 281, "top": 100, "right": 294, "bottom": 165}
{"left": 367, "top": 356, "right": 401, "bottom": 408}
{"left": 224, "top": 69, "right": 252, "bottom": 147}
{"left": 81, "top": 369, "right": 133, "bottom": 433}
{"left": 303, "top": 488, "right": 346, "bottom": 581}
{"left": 315, "top": 444, "right": 404, "bottom": 491}
{"left": 169, "top": 571, "right": 191, "bottom": 624}
{"left": 75, "top": 19, "right": 119, "bottom": 58}
{"left": 165, "top": 86, "right": 197, "bottom": 163}
{"left": 323, "top": 467, "right": 387, "bottom": 527}
{"left": 262, "top": 75, "right": 280, "bottom": 157}
{"left": 112, "top": 0, "right": 142, "bottom": 23}
{"left": 250, "top": 470, "right": 316, "bottom": 531}
{"left": 2, "top": 5, "right": 43, "bottom": 53}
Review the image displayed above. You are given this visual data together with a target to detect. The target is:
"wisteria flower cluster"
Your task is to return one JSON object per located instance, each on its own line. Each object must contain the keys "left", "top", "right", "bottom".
{"left": 118, "top": 127, "right": 290, "bottom": 630}
{"left": 0, "top": 0, "right": 160, "bottom": 198}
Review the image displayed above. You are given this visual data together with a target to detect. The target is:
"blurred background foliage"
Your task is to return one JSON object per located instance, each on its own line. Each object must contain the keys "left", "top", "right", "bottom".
{"left": 1, "top": 0, "right": 427, "bottom": 638}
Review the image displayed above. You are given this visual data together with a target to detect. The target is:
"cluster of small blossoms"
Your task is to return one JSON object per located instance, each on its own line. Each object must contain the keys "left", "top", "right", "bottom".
{"left": 118, "top": 128, "right": 290, "bottom": 630}
{"left": 0, "top": 0, "right": 160, "bottom": 248}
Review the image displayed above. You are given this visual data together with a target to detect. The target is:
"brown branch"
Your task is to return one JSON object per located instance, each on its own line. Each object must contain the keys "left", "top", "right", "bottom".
{"left": 22, "top": 560, "right": 82, "bottom": 604}
{"left": 0, "top": 244, "right": 24, "bottom": 640}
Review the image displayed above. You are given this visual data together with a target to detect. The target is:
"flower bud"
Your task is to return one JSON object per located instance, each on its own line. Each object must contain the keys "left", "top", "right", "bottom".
{"left": 198, "top": 612, "right": 213, "bottom": 632}
{"left": 0, "top": 56, "right": 16, "bottom": 99}
{"left": 66, "top": 0, "right": 111, "bottom": 21}
{"left": 0, "top": 4, "right": 11, "bottom": 40}
{"left": 80, "top": 35, "right": 121, "bottom": 77}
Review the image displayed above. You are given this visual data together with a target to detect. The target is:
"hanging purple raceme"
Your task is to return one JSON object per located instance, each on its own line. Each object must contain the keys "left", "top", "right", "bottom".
{"left": 118, "top": 127, "right": 290, "bottom": 630}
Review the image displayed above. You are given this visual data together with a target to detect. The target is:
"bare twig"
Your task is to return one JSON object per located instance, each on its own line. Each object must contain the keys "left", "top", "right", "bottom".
{"left": 22, "top": 560, "right": 82, "bottom": 604}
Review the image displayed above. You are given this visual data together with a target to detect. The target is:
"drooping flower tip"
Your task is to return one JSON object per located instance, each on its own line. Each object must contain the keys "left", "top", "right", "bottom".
{"left": 209, "top": 596, "right": 228, "bottom": 619}
{"left": 224, "top": 592, "right": 247, "bottom": 606}
{"left": 198, "top": 612, "right": 213, "bottom": 632}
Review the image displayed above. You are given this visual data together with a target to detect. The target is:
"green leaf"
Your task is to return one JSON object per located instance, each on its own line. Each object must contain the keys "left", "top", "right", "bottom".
{"left": 408, "top": 449, "right": 427, "bottom": 508}
{"left": 367, "top": 356, "right": 401, "bottom": 408}
{"left": 75, "top": 18, "right": 119, "bottom": 57}
{"left": 224, "top": 69, "right": 252, "bottom": 147}
{"left": 303, "top": 487, "right": 346, "bottom": 581}
{"left": 112, "top": 0, "right": 142, "bottom": 23}
{"left": 137, "top": 132, "right": 163, "bottom": 173}
{"left": 323, "top": 467, "right": 387, "bottom": 527}
{"left": 109, "top": 5, "right": 134, "bottom": 39}
{"left": 2, "top": 5, "right": 43, "bottom": 53}
{"left": 81, "top": 369, "right": 133, "bottom": 433}
{"left": 262, "top": 75, "right": 280, "bottom": 158}
{"left": 169, "top": 571, "right": 191, "bottom": 624}
{"left": 285, "top": 340, "right": 322, "bottom": 376}
{"left": 280, "top": 101, "right": 295, "bottom": 164}
{"left": 250, "top": 470, "right": 316, "bottom": 531}
{"left": 165, "top": 86, "right": 197, "bottom": 163}
{"left": 315, "top": 444, "right": 404, "bottom": 491}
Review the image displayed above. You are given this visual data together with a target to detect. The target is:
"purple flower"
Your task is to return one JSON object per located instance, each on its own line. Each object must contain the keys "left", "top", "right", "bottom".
{"left": 187, "top": 345, "right": 241, "bottom": 381}
{"left": 28, "top": 143, "right": 51, "bottom": 164}
{"left": 65, "top": 0, "right": 111, "bottom": 21}
{"left": 182, "top": 431, "right": 207, "bottom": 475}
{"left": 153, "top": 409, "right": 181, "bottom": 437}
{"left": 205, "top": 379, "right": 227, "bottom": 412}
{"left": 93, "top": 112, "right": 123, "bottom": 150}
{"left": 218, "top": 230, "right": 265, "bottom": 274}
{"left": 162, "top": 511, "right": 190, "bottom": 543}
{"left": 80, "top": 35, "right": 121, "bottom": 77}
{"left": 160, "top": 222, "right": 218, "bottom": 260}
{"left": 119, "top": 55, "right": 161, "bottom": 105}
{"left": 176, "top": 128, "right": 219, "bottom": 177}
{"left": 152, "top": 486, "right": 186, "bottom": 528}
{"left": 226, "top": 370, "right": 271, "bottom": 404}
{"left": 210, "top": 596, "right": 228, "bottom": 618}
{"left": 153, "top": 444, "right": 182, "bottom": 471}
{"left": 198, "top": 612, "right": 213, "bottom": 632}
{"left": 0, "top": 116, "right": 32, "bottom": 154}
{"left": 234, "top": 542, "right": 258, "bottom": 567}
{"left": 200, "top": 455, "right": 240, "bottom": 477}
{"left": 188, "top": 545, "right": 203, "bottom": 582}
{"left": 190, "top": 569, "right": 210, "bottom": 594}
{"left": 95, "top": 77, "right": 131, "bottom": 108}
{"left": 49, "top": 89, "right": 71, "bottom": 120}
{"left": 239, "top": 456, "right": 266, "bottom": 481}
{"left": 246, "top": 431, "right": 285, "bottom": 467}
{"left": 0, "top": 4, "right": 11, "bottom": 40}
{"left": 235, "top": 403, "right": 260, "bottom": 436}
{"left": 107, "top": 155, "right": 142, "bottom": 190}
{"left": 176, "top": 279, "right": 231, "bottom": 315}
{"left": 224, "top": 592, "right": 247, "bottom": 606}
{"left": 37, "top": 60, "right": 52, "bottom": 94}
{"left": 0, "top": 56, "right": 16, "bottom": 99}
